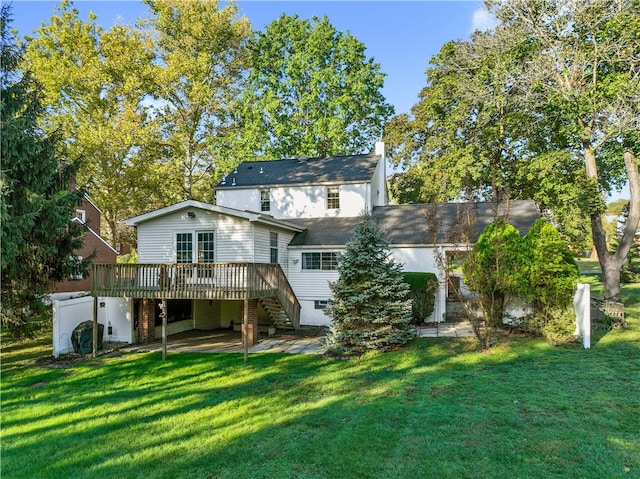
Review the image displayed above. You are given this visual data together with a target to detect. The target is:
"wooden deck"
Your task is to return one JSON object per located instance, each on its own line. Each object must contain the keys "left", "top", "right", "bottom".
{"left": 91, "top": 262, "right": 300, "bottom": 328}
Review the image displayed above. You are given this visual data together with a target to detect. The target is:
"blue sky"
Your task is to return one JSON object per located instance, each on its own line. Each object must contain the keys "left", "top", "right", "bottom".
{"left": 9, "top": 0, "right": 492, "bottom": 116}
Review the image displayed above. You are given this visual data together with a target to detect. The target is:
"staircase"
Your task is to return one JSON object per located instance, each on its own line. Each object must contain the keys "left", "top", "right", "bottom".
{"left": 259, "top": 297, "right": 295, "bottom": 330}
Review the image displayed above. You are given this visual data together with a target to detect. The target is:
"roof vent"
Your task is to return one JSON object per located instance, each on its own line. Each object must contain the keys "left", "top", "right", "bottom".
{"left": 221, "top": 175, "right": 227, "bottom": 185}
{"left": 232, "top": 178, "right": 236, "bottom": 186}
{"left": 259, "top": 167, "right": 263, "bottom": 174}
{"left": 234, "top": 167, "right": 238, "bottom": 174}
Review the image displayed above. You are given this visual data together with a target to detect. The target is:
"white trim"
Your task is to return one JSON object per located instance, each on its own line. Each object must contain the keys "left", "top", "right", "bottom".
{"left": 71, "top": 217, "right": 118, "bottom": 255}
{"left": 124, "top": 200, "right": 305, "bottom": 232}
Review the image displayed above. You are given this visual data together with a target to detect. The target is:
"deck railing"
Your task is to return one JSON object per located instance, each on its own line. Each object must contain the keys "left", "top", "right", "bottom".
{"left": 92, "top": 262, "right": 300, "bottom": 327}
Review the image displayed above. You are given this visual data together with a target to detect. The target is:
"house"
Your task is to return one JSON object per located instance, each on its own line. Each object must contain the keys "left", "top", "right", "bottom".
{"left": 51, "top": 194, "right": 118, "bottom": 296}
{"left": 90, "top": 142, "right": 540, "bottom": 347}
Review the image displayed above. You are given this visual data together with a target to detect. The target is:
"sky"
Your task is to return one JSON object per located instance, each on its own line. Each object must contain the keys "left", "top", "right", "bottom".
{"left": 9, "top": 0, "right": 493, "bottom": 117}
{"left": 7, "top": 0, "right": 630, "bottom": 201}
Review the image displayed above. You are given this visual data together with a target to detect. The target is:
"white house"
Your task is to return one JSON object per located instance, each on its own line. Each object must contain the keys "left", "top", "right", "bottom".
{"left": 91, "top": 142, "right": 540, "bottom": 346}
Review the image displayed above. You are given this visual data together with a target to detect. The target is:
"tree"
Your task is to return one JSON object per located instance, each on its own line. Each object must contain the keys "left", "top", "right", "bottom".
{"left": 326, "top": 212, "right": 414, "bottom": 353}
{"left": 1, "top": 5, "right": 86, "bottom": 339}
{"left": 522, "top": 219, "right": 580, "bottom": 316}
{"left": 226, "top": 14, "right": 393, "bottom": 162}
{"left": 148, "top": 0, "right": 251, "bottom": 201}
{"left": 22, "top": 1, "right": 166, "bottom": 246}
{"left": 490, "top": 0, "right": 640, "bottom": 301}
{"left": 462, "top": 219, "right": 526, "bottom": 335}
{"left": 387, "top": 0, "right": 639, "bottom": 300}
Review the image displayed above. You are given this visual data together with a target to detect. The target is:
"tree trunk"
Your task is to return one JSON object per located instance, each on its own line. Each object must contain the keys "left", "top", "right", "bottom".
{"left": 588, "top": 143, "right": 640, "bottom": 301}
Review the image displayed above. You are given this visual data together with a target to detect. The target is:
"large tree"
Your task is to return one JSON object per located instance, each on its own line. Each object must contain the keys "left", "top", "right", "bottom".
{"left": 225, "top": 14, "right": 393, "bottom": 162}
{"left": 492, "top": 0, "right": 640, "bottom": 301}
{"left": 387, "top": 0, "right": 639, "bottom": 300}
{"left": 22, "top": 1, "right": 166, "bottom": 246}
{"left": 1, "top": 5, "right": 86, "bottom": 338}
{"left": 148, "top": 0, "right": 251, "bottom": 201}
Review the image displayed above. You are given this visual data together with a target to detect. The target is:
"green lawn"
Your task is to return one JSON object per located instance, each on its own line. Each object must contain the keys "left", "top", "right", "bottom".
{"left": 2, "top": 284, "right": 639, "bottom": 479}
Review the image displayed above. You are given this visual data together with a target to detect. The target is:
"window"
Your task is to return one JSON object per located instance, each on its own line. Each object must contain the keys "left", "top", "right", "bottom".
{"left": 176, "top": 233, "right": 193, "bottom": 263}
{"left": 261, "top": 189, "right": 270, "bottom": 212}
{"left": 302, "top": 252, "right": 339, "bottom": 270}
{"left": 270, "top": 232, "right": 278, "bottom": 264}
{"left": 327, "top": 186, "right": 340, "bottom": 209}
{"left": 69, "top": 256, "right": 83, "bottom": 280}
{"left": 197, "top": 232, "right": 215, "bottom": 263}
{"left": 75, "top": 209, "right": 86, "bottom": 223}
{"left": 314, "top": 300, "right": 330, "bottom": 310}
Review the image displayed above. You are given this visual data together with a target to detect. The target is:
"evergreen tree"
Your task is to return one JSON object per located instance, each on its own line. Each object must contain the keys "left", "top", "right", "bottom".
{"left": 1, "top": 5, "right": 85, "bottom": 339}
{"left": 326, "top": 212, "right": 414, "bottom": 353}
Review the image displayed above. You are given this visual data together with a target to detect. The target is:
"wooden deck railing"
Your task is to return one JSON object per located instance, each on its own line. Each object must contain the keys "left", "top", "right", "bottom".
{"left": 92, "top": 262, "right": 300, "bottom": 328}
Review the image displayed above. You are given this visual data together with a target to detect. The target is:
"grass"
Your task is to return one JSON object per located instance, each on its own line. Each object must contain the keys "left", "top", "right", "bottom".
{"left": 2, "top": 285, "right": 639, "bottom": 479}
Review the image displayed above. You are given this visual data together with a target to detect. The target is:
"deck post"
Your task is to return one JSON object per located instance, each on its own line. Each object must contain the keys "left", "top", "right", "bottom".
{"left": 92, "top": 296, "right": 98, "bottom": 359}
{"left": 243, "top": 298, "right": 249, "bottom": 363}
{"left": 161, "top": 298, "right": 167, "bottom": 361}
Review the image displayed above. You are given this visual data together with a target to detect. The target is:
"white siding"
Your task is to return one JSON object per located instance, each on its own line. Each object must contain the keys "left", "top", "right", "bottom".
{"left": 371, "top": 152, "right": 387, "bottom": 207}
{"left": 390, "top": 245, "right": 446, "bottom": 322}
{"left": 287, "top": 248, "right": 340, "bottom": 326}
{"left": 288, "top": 245, "right": 447, "bottom": 325}
{"left": 254, "top": 226, "right": 295, "bottom": 267}
{"left": 217, "top": 184, "right": 369, "bottom": 219}
{"left": 136, "top": 208, "right": 254, "bottom": 263}
{"left": 216, "top": 189, "right": 261, "bottom": 213}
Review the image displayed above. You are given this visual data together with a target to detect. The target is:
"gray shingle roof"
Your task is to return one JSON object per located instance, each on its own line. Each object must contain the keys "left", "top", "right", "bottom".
{"left": 215, "top": 153, "right": 380, "bottom": 189}
{"left": 288, "top": 200, "right": 540, "bottom": 247}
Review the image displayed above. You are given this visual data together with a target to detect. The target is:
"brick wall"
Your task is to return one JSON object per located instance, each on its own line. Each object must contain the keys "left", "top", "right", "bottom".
{"left": 241, "top": 299, "right": 259, "bottom": 347}
{"left": 138, "top": 299, "right": 156, "bottom": 344}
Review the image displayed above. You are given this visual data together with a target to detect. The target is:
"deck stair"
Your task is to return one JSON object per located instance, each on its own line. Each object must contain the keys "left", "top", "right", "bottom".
{"left": 259, "top": 297, "right": 295, "bottom": 330}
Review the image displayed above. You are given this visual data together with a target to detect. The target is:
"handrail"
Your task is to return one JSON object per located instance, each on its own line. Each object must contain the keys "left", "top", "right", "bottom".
{"left": 91, "top": 262, "right": 300, "bottom": 327}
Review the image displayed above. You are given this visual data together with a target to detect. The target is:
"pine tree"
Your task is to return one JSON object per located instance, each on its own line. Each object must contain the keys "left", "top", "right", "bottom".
{"left": 326, "top": 212, "right": 415, "bottom": 353}
{"left": 1, "top": 5, "right": 85, "bottom": 339}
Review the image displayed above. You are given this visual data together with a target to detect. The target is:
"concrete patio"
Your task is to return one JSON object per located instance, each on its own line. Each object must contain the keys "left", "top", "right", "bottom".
{"left": 123, "top": 327, "right": 328, "bottom": 355}
{"left": 121, "top": 321, "right": 474, "bottom": 356}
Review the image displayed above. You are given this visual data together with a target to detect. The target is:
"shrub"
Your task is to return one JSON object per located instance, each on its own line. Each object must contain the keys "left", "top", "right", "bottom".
{"left": 522, "top": 219, "right": 579, "bottom": 315}
{"left": 521, "top": 308, "right": 576, "bottom": 345}
{"left": 463, "top": 219, "right": 526, "bottom": 329}
{"left": 402, "top": 272, "right": 438, "bottom": 324}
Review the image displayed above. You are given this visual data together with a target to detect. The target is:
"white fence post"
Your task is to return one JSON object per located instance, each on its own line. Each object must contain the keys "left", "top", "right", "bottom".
{"left": 573, "top": 283, "right": 591, "bottom": 349}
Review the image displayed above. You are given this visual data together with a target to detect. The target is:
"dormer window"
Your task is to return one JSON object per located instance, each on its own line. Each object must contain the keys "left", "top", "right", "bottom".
{"left": 327, "top": 186, "right": 340, "bottom": 209}
{"left": 261, "top": 189, "right": 270, "bottom": 212}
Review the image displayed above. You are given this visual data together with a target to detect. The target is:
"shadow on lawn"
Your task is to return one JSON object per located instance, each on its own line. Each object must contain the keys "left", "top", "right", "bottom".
{"left": 2, "top": 323, "right": 639, "bottom": 479}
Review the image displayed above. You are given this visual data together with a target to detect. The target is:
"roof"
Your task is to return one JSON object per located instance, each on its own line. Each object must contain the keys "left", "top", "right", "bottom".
{"left": 124, "top": 200, "right": 306, "bottom": 232}
{"left": 288, "top": 200, "right": 540, "bottom": 247}
{"left": 71, "top": 217, "right": 119, "bottom": 255}
{"left": 215, "top": 153, "right": 381, "bottom": 190}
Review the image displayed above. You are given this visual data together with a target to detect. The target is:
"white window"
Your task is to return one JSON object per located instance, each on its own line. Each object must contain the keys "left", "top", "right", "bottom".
{"left": 302, "top": 252, "right": 339, "bottom": 270}
{"left": 314, "top": 300, "right": 330, "bottom": 310}
{"left": 69, "top": 256, "right": 83, "bottom": 280}
{"left": 177, "top": 232, "right": 215, "bottom": 264}
{"left": 75, "top": 209, "right": 86, "bottom": 222}
{"left": 261, "top": 189, "right": 270, "bottom": 212}
{"left": 270, "top": 232, "right": 278, "bottom": 264}
{"left": 176, "top": 233, "right": 193, "bottom": 263}
{"left": 327, "top": 186, "right": 340, "bottom": 209}
{"left": 197, "top": 232, "right": 215, "bottom": 263}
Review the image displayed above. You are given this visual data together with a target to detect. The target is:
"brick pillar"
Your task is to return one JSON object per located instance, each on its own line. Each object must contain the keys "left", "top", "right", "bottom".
{"left": 138, "top": 299, "right": 156, "bottom": 344}
{"left": 241, "top": 299, "right": 259, "bottom": 347}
